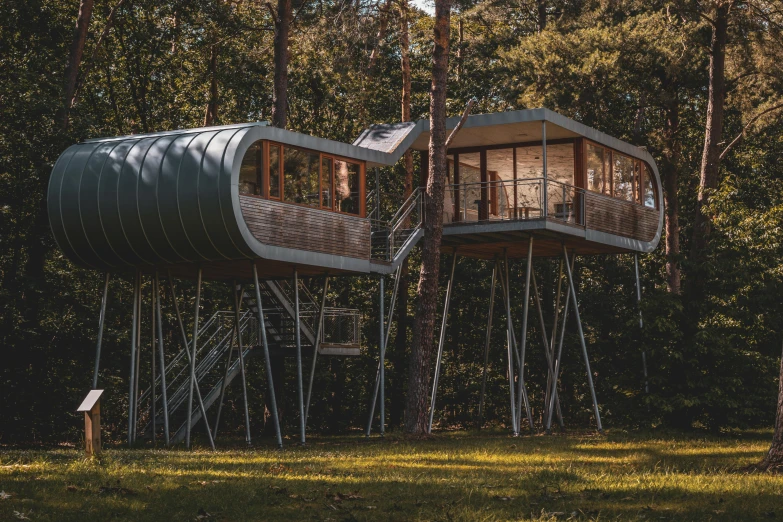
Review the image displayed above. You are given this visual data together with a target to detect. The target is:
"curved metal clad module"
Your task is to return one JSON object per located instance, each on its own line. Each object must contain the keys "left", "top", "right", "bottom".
{"left": 48, "top": 125, "right": 266, "bottom": 271}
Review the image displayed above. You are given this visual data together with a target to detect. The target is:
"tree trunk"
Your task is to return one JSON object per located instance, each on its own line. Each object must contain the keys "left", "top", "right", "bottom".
{"left": 689, "top": 3, "right": 730, "bottom": 292}
{"left": 203, "top": 45, "right": 219, "bottom": 127}
{"left": 62, "top": 0, "right": 94, "bottom": 130}
{"left": 760, "top": 342, "right": 783, "bottom": 470}
{"left": 662, "top": 85, "right": 681, "bottom": 295}
{"left": 537, "top": 0, "right": 547, "bottom": 32}
{"left": 271, "top": 0, "right": 291, "bottom": 129}
{"left": 404, "top": 0, "right": 451, "bottom": 435}
{"left": 390, "top": 0, "right": 414, "bottom": 429}
{"left": 368, "top": 0, "right": 393, "bottom": 72}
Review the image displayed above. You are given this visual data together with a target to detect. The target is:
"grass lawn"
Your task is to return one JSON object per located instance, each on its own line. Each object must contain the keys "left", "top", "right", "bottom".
{"left": 1, "top": 429, "right": 781, "bottom": 521}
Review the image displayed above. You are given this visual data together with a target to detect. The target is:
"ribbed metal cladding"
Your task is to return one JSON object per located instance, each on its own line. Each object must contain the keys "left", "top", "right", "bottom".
{"left": 47, "top": 124, "right": 262, "bottom": 271}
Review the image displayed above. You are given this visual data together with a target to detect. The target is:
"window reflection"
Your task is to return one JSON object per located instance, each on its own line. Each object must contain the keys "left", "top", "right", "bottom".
{"left": 586, "top": 143, "right": 604, "bottom": 194}
{"left": 284, "top": 147, "right": 320, "bottom": 207}
{"left": 269, "top": 144, "right": 281, "bottom": 198}
{"left": 642, "top": 164, "right": 655, "bottom": 208}
{"left": 239, "top": 141, "right": 263, "bottom": 195}
{"left": 613, "top": 152, "right": 634, "bottom": 201}
{"left": 335, "top": 160, "right": 361, "bottom": 215}
{"left": 321, "top": 156, "right": 333, "bottom": 210}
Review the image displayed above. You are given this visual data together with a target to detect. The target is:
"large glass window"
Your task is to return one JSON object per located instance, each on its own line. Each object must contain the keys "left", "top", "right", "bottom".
{"left": 586, "top": 143, "right": 604, "bottom": 194}
{"left": 239, "top": 141, "right": 263, "bottom": 195}
{"left": 284, "top": 147, "right": 320, "bottom": 207}
{"left": 642, "top": 163, "right": 655, "bottom": 208}
{"left": 613, "top": 152, "right": 634, "bottom": 201}
{"left": 320, "top": 156, "right": 333, "bottom": 210}
{"left": 269, "top": 144, "right": 281, "bottom": 198}
{"left": 335, "top": 160, "right": 361, "bottom": 215}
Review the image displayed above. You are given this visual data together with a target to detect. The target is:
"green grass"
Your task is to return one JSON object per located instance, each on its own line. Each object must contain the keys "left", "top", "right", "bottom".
{"left": 1, "top": 430, "right": 781, "bottom": 521}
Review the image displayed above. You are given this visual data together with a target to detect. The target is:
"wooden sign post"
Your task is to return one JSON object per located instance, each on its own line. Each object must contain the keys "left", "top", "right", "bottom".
{"left": 77, "top": 390, "right": 104, "bottom": 456}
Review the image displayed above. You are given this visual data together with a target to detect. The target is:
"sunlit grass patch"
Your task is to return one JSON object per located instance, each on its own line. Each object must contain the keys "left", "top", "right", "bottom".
{"left": 1, "top": 430, "right": 781, "bottom": 521}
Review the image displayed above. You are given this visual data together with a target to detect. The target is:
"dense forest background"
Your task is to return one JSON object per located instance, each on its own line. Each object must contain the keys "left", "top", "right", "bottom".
{"left": 2, "top": 0, "right": 783, "bottom": 444}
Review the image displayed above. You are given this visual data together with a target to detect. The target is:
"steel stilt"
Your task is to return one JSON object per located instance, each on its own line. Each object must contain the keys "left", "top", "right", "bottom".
{"left": 305, "top": 276, "right": 330, "bottom": 425}
{"left": 293, "top": 269, "right": 306, "bottom": 445}
{"left": 366, "top": 266, "right": 400, "bottom": 437}
{"left": 234, "top": 283, "right": 252, "bottom": 446}
{"left": 133, "top": 277, "right": 142, "bottom": 441}
{"left": 477, "top": 259, "right": 498, "bottom": 426}
{"left": 128, "top": 271, "right": 140, "bottom": 447}
{"left": 502, "top": 252, "right": 518, "bottom": 436}
{"left": 213, "top": 283, "right": 237, "bottom": 439}
{"left": 634, "top": 254, "right": 649, "bottom": 394}
{"left": 253, "top": 263, "right": 283, "bottom": 448}
{"left": 515, "top": 238, "right": 535, "bottom": 434}
{"left": 545, "top": 259, "right": 565, "bottom": 430}
{"left": 151, "top": 279, "right": 156, "bottom": 443}
{"left": 546, "top": 255, "right": 573, "bottom": 432}
{"left": 427, "top": 252, "right": 458, "bottom": 434}
{"left": 379, "top": 276, "right": 386, "bottom": 436}
{"left": 563, "top": 247, "right": 603, "bottom": 432}
{"left": 154, "top": 273, "right": 170, "bottom": 447}
{"left": 185, "top": 268, "right": 203, "bottom": 449}
{"left": 165, "top": 271, "right": 215, "bottom": 450}
{"left": 531, "top": 269, "right": 563, "bottom": 429}
{"left": 92, "top": 272, "right": 110, "bottom": 389}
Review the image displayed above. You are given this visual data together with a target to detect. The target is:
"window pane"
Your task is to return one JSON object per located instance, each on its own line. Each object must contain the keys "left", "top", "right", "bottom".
{"left": 284, "top": 147, "right": 320, "bottom": 207}
{"left": 586, "top": 143, "right": 604, "bottom": 194}
{"left": 239, "top": 141, "right": 262, "bottom": 195}
{"left": 613, "top": 153, "right": 634, "bottom": 201}
{"left": 642, "top": 163, "right": 655, "bottom": 208}
{"left": 335, "top": 160, "right": 361, "bottom": 215}
{"left": 269, "top": 144, "right": 281, "bottom": 198}
{"left": 634, "top": 161, "right": 642, "bottom": 203}
{"left": 321, "top": 157, "right": 333, "bottom": 209}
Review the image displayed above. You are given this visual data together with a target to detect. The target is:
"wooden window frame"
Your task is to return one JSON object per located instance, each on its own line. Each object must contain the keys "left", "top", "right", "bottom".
{"left": 246, "top": 140, "right": 365, "bottom": 218}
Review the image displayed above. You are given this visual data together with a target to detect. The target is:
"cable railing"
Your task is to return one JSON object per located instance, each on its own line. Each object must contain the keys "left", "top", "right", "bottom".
{"left": 443, "top": 177, "right": 588, "bottom": 226}
{"left": 371, "top": 187, "right": 424, "bottom": 261}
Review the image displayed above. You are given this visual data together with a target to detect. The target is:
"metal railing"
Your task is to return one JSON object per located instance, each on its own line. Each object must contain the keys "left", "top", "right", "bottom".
{"left": 444, "top": 178, "right": 586, "bottom": 226}
{"left": 371, "top": 187, "right": 424, "bottom": 261}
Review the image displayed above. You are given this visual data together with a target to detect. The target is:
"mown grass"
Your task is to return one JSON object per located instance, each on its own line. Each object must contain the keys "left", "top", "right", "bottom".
{"left": 1, "top": 429, "right": 781, "bottom": 521}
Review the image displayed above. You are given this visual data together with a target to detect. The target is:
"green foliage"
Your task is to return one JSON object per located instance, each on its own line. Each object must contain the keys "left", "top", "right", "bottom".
{"left": 2, "top": 0, "right": 783, "bottom": 443}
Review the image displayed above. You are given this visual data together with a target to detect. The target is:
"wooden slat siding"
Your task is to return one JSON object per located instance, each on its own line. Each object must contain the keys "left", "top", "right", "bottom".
{"left": 240, "top": 196, "right": 371, "bottom": 259}
{"left": 584, "top": 192, "right": 659, "bottom": 242}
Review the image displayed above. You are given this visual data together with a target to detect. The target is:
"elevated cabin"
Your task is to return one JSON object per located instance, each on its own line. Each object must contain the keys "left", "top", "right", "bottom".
{"left": 49, "top": 109, "right": 662, "bottom": 281}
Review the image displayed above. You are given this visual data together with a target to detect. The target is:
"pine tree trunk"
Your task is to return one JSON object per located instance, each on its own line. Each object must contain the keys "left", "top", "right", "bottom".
{"left": 662, "top": 83, "right": 681, "bottom": 295}
{"left": 404, "top": 0, "right": 451, "bottom": 435}
{"left": 271, "top": 0, "right": 290, "bottom": 129}
{"left": 62, "top": 0, "right": 94, "bottom": 130}
{"left": 203, "top": 45, "right": 219, "bottom": 126}
{"left": 390, "top": 0, "right": 413, "bottom": 429}
{"left": 760, "top": 343, "right": 783, "bottom": 470}
{"left": 689, "top": 3, "right": 729, "bottom": 293}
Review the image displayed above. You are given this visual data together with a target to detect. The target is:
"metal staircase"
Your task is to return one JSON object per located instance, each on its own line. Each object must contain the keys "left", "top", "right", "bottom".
{"left": 138, "top": 280, "right": 361, "bottom": 444}
{"left": 370, "top": 187, "right": 425, "bottom": 268}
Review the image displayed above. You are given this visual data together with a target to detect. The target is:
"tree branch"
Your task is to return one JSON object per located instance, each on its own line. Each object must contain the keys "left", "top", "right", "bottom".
{"left": 445, "top": 97, "right": 477, "bottom": 150}
{"left": 720, "top": 102, "right": 783, "bottom": 160}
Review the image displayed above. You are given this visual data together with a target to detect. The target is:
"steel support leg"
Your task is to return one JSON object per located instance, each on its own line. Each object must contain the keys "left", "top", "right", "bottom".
{"left": 545, "top": 259, "right": 565, "bottom": 430}
{"left": 515, "top": 238, "right": 535, "bottom": 434}
{"left": 634, "top": 254, "right": 649, "bottom": 394}
{"left": 305, "top": 276, "right": 330, "bottom": 425}
{"left": 154, "top": 273, "right": 170, "bottom": 447}
{"left": 379, "top": 276, "right": 386, "bottom": 436}
{"left": 563, "top": 247, "right": 603, "bottom": 432}
{"left": 185, "top": 268, "right": 203, "bottom": 449}
{"left": 546, "top": 255, "right": 573, "bottom": 432}
{"left": 213, "top": 284, "right": 238, "bottom": 439}
{"left": 151, "top": 279, "right": 157, "bottom": 443}
{"left": 128, "top": 271, "right": 140, "bottom": 446}
{"left": 133, "top": 278, "right": 142, "bottom": 441}
{"left": 531, "top": 269, "right": 563, "bottom": 430}
{"left": 166, "top": 271, "right": 215, "bottom": 449}
{"left": 366, "top": 266, "right": 401, "bottom": 437}
{"left": 234, "top": 283, "right": 252, "bottom": 445}
{"left": 502, "top": 252, "right": 518, "bottom": 436}
{"left": 253, "top": 263, "right": 283, "bottom": 448}
{"left": 92, "top": 272, "right": 110, "bottom": 389}
{"left": 293, "top": 269, "right": 306, "bottom": 445}
{"left": 477, "top": 259, "right": 498, "bottom": 426}
{"left": 428, "top": 252, "right": 458, "bottom": 434}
